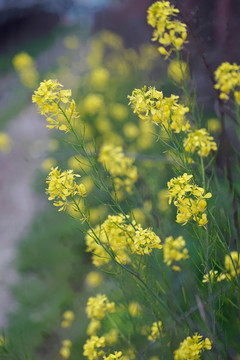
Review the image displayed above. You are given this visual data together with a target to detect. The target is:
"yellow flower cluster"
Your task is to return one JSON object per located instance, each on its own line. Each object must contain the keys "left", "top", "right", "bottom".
{"left": 163, "top": 236, "right": 189, "bottom": 269}
{"left": 13, "top": 52, "right": 39, "bottom": 88}
{"left": 167, "top": 173, "right": 212, "bottom": 226}
{"left": 183, "top": 128, "right": 217, "bottom": 157}
{"left": 86, "top": 215, "right": 136, "bottom": 267}
{"left": 46, "top": 167, "right": 86, "bottom": 211}
{"left": 59, "top": 339, "right": 72, "bottom": 359}
{"left": 90, "top": 67, "right": 110, "bottom": 91}
{"left": 103, "top": 351, "right": 123, "bottom": 360}
{"left": 203, "top": 252, "right": 240, "bottom": 283}
{"left": 86, "top": 214, "right": 162, "bottom": 267}
{"left": 174, "top": 333, "right": 212, "bottom": 360}
{"left": 128, "top": 86, "right": 190, "bottom": 133}
{"left": 83, "top": 335, "right": 106, "bottom": 360}
{"left": 99, "top": 145, "right": 138, "bottom": 194}
{"left": 86, "top": 294, "right": 115, "bottom": 321}
{"left": 148, "top": 321, "right": 163, "bottom": 341}
{"left": 225, "top": 251, "right": 240, "bottom": 278}
{"left": 128, "top": 302, "right": 141, "bottom": 317}
{"left": 103, "top": 329, "right": 118, "bottom": 345}
{"left": 32, "top": 79, "right": 79, "bottom": 132}
{"left": 202, "top": 270, "right": 226, "bottom": 283}
{"left": 84, "top": 294, "right": 117, "bottom": 359}
{"left": 132, "top": 228, "right": 162, "bottom": 255}
{"left": 168, "top": 59, "right": 189, "bottom": 83}
{"left": 61, "top": 310, "right": 75, "bottom": 328}
{"left": 214, "top": 62, "right": 240, "bottom": 103}
{"left": 147, "top": 1, "right": 187, "bottom": 57}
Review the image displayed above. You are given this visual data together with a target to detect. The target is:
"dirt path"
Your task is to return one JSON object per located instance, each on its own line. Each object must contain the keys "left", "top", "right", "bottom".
{"left": 0, "top": 106, "right": 48, "bottom": 328}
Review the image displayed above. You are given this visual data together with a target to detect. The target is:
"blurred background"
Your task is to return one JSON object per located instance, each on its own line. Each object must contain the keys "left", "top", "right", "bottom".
{"left": 0, "top": 0, "right": 239, "bottom": 358}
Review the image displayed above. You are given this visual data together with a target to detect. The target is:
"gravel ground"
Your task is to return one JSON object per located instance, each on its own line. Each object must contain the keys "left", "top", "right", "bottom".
{"left": 0, "top": 105, "right": 48, "bottom": 328}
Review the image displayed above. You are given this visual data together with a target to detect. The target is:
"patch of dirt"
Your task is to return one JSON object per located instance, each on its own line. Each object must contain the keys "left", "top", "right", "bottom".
{"left": 0, "top": 105, "right": 48, "bottom": 327}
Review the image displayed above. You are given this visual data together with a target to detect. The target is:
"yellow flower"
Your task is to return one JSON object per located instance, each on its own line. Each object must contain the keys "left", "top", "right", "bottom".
{"left": 99, "top": 144, "right": 137, "bottom": 194}
{"left": 86, "top": 294, "right": 115, "bottom": 320}
{"left": 202, "top": 270, "right": 226, "bottom": 283}
{"left": 61, "top": 311, "right": 75, "bottom": 328}
{"left": 46, "top": 167, "right": 86, "bottom": 211}
{"left": 62, "top": 310, "right": 75, "bottom": 322}
{"left": 128, "top": 86, "right": 190, "bottom": 133}
{"left": 109, "top": 103, "right": 128, "bottom": 121}
{"left": 104, "top": 329, "right": 119, "bottom": 345}
{"left": 85, "top": 271, "right": 104, "bottom": 287}
{"left": 32, "top": 79, "right": 79, "bottom": 132}
{"left": 174, "top": 333, "right": 212, "bottom": 360}
{"left": 225, "top": 251, "right": 240, "bottom": 278}
{"left": 86, "top": 214, "right": 138, "bottom": 266}
{"left": 128, "top": 302, "right": 141, "bottom": 317}
{"left": 183, "top": 128, "right": 217, "bottom": 157}
{"left": 83, "top": 336, "right": 106, "bottom": 360}
{"left": 163, "top": 236, "right": 189, "bottom": 268}
{"left": 87, "top": 319, "right": 101, "bottom": 336}
{"left": 167, "top": 173, "right": 212, "bottom": 226}
{"left": 132, "top": 228, "right": 162, "bottom": 255}
{"left": 207, "top": 118, "right": 221, "bottom": 134}
{"left": 123, "top": 122, "right": 140, "bottom": 140}
{"left": 103, "top": 351, "right": 123, "bottom": 360}
{"left": 83, "top": 94, "right": 104, "bottom": 115}
{"left": 60, "top": 346, "right": 71, "bottom": 359}
{"left": 214, "top": 62, "right": 240, "bottom": 103}
{"left": 168, "top": 59, "right": 189, "bottom": 83}
{"left": 148, "top": 321, "right": 163, "bottom": 341}
{"left": 147, "top": 1, "right": 187, "bottom": 58}
{"left": 13, "top": 52, "right": 39, "bottom": 88}
{"left": 90, "top": 67, "right": 110, "bottom": 91}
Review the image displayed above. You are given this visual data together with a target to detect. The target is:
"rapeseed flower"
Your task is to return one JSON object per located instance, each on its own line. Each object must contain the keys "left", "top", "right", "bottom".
{"left": 202, "top": 270, "right": 226, "bottom": 283}
{"left": 59, "top": 339, "right": 72, "bottom": 359}
{"left": 61, "top": 310, "right": 75, "bottom": 328}
{"left": 86, "top": 271, "right": 104, "bottom": 287}
{"left": 174, "top": 333, "right": 212, "bottom": 360}
{"left": 46, "top": 167, "right": 86, "bottom": 211}
{"left": 103, "top": 329, "right": 119, "bottom": 345}
{"left": 128, "top": 86, "right": 190, "bottom": 133}
{"left": 99, "top": 145, "right": 137, "bottom": 194}
{"left": 128, "top": 302, "right": 141, "bottom": 317}
{"left": 167, "top": 173, "right": 212, "bottom": 226}
{"left": 183, "top": 128, "right": 217, "bottom": 157}
{"left": 225, "top": 251, "right": 240, "bottom": 278}
{"left": 86, "top": 294, "right": 115, "bottom": 321}
{"left": 214, "top": 62, "right": 240, "bottom": 103}
{"left": 13, "top": 51, "right": 39, "bottom": 88}
{"left": 32, "top": 79, "right": 79, "bottom": 132}
{"left": 163, "top": 235, "right": 189, "bottom": 269}
{"left": 168, "top": 59, "right": 189, "bottom": 83}
{"left": 147, "top": 1, "right": 187, "bottom": 58}
{"left": 132, "top": 228, "right": 162, "bottom": 255}
{"left": 86, "top": 214, "right": 138, "bottom": 267}
{"left": 148, "top": 321, "right": 163, "bottom": 341}
{"left": 83, "top": 335, "right": 106, "bottom": 360}
{"left": 103, "top": 351, "right": 123, "bottom": 360}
